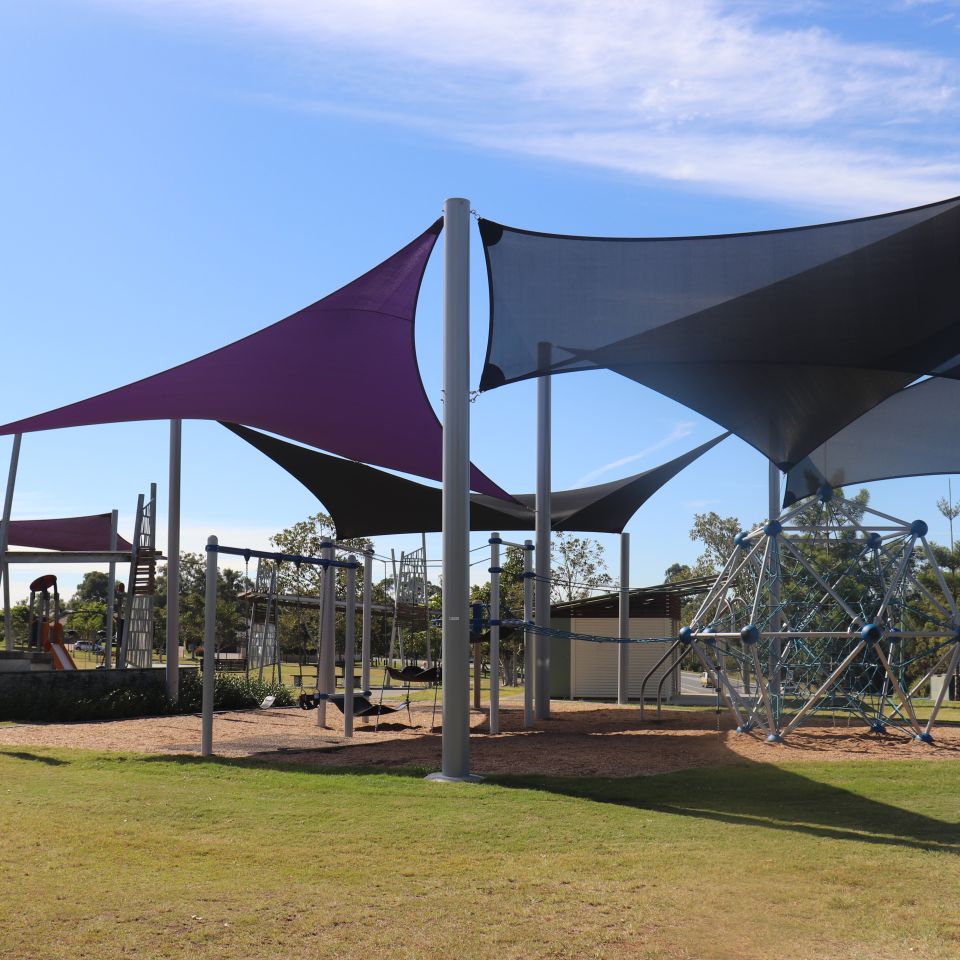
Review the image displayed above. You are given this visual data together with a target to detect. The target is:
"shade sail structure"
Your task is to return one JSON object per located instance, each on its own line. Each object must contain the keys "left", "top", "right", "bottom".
{"left": 6, "top": 515, "right": 132, "bottom": 553}
{"left": 0, "top": 221, "right": 508, "bottom": 499}
{"left": 479, "top": 197, "right": 960, "bottom": 470}
{"left": 783, "top": 377, "right": 960, "bottom": 506}
{"left": 223, "top": 422, "right": 728, "bottom": 537}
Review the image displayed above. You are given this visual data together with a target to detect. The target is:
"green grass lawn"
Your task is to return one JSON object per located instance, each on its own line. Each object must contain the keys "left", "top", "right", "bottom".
{"left": 2, "top": 749, "right": 959, "bottom": 960}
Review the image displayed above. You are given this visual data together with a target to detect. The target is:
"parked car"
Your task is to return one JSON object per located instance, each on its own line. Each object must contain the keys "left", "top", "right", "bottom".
{"left": 75, "top": 640, "right": 96, "bottom": 652}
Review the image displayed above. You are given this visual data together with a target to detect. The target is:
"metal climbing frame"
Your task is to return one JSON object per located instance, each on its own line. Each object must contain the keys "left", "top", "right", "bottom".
{"left": 683, "top": 490, "right": 959, "bottom": 742}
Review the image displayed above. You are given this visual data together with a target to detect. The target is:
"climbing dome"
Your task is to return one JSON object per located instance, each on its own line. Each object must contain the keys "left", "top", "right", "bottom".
{"left": 684, "top": 490, "right": 960, "bottom": 742}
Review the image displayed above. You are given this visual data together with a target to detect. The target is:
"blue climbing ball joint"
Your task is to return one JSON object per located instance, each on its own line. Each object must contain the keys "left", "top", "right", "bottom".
{"left": 702, "top": 627, "right": 716, "bottom": 646}
{"left": 917, "top": 732, "right": 934, "bottom": 744}
{"left": 678, "top": 626, "right": 693, "bottom": 645}
{"left": 764, "top": 520, "right": 782, "bottom": 537}
{"left": 911, "top": 519, "right": 929, "bottom": 538}
{"left": 866, "top": 532, "right": 883, "bottom": 551}
{"left": 766, "top": 732, "right": 784, "bottom": 744}
{"left": 740, "top": 624, "right": 760, "bottom": 645}
{"left": 817, "top": 485, "right": 833, "bottom": 503}
{"left": 869, "top": 721, "right": 887, "bottom": 734}
{"left": 733, "top": 532, "right": 749, "bottom": 550}
{"left": 860, "top": 623, "right": 882, "bottom": 644}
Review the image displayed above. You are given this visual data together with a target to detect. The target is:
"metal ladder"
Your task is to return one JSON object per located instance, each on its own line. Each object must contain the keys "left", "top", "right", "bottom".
{"left": 118, "top": 485, "right": 158, "bottom": 669}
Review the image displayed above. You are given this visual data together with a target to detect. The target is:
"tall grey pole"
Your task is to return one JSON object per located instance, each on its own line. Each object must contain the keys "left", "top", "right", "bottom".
{"left": 523, "top": 539, "right": 534, "bottom": 728}
{"left": 489, "top": 533, "right": 501, "bottom": 735}
{"left": 201, "top": 536, "right": 217, "bottom": 757}
{"left": 433, "top": 196, "right": 472, "bottom": 782}
{"left": 535, "top": 346, "right": 552, "bottom": 719}
{"left": 317, "top": 540, "right": 334, "bottom": 727}
{"left": 2, "top": 566, "right": 10, "bottom": 651}
{"left": 768, "top": 460, "right": 781, "bottom": 708}
{"left": 361, "top": 546, "right": 373, "bottom": 692}
{"left": 617, "top": 531, "right": 630, "bottom": 704}
{"left": 0, "top": 434, "right": 22, "bottom": 651}
{"left": 104, "top": 509, "right": 118, "bottom": 669}
{"left": 343, "top": 558, "right": 357, "bottom": 738}
{"left": 422, "top": 531, "right": 431, "bottom": 667}
{"left": 166, "top": 419, "right": 182, "bottom": 700}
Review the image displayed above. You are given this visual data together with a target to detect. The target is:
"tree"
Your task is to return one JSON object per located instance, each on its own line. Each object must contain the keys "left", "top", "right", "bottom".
{"left": 549, "top": 533, "right": 612, "bottom": 603}
{"left": 68, "top": 599, "right": 107, "bottom": 641}
{"left": 269, "top": 512, "right": 372, "bottom": 597}
{"left": 72, "top": 571, "right": 109, "bottom": 604}
{"left": 938, "top": 483, "right": 960, "bottom": 552}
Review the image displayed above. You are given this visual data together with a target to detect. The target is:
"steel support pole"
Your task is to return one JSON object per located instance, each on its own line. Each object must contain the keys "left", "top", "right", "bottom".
{"left": 317, "top": 541, "right": 334, "bottom": 727}
{"left": 489, "top": 533, "right": 501, "bottom": 735}
{"left": 201, "top": 536, "right": 217, "bottom": 757}
{"left": 0, "top": 434, "right": 22, "bottom": 651}
{"left": 104, "top": 509, "right": 118, "bottom": 669}
{"left": 343, "top": 559, "right": 356, "bottom": 739}
{"left": 618, "top": 531, "right": 630, "bottom": 704}
{"left": 361, "top": 547, "right": 373, "bottom": 692}
{"left": 166, "top": 419, "right": 182, "bottom": 701}
{"left": 535, "top": 345, "right": 552, "bottom": 720}
{"left": 433, "top": 196, "right": 473, "bottom": 782}
{"left": 523, "top": 539, "right": 534, "bottom": 729}
{"left": 2, "top": 566, "right": 9, "bottom": 651}
{"left": 767, "top": 460, "right": 781, "bottom": 710}
{"left": 422, "top": 531, "right": 431, "bottom": 667}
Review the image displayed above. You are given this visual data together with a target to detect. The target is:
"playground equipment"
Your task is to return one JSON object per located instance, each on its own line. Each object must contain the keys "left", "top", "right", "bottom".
{"left": 117, "top": 485, "right": 159, "bottom": 669}
{"left": 28, "top": 574, "right": 75, "bottom": 670}
{"left": 684, "top": 490, "right": 960, "bottom": 742}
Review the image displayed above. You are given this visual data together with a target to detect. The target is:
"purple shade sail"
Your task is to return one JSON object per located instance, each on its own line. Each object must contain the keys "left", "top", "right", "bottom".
{"left": 0, "top": 221, "right": 509, "bottom": 500}
{"left": 6, "top": 515, "right": 133, "bottom": 553}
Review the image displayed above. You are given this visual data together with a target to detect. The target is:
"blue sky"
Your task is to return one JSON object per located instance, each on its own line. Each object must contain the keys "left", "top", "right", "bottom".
{"left": 2, "top": 0, "right": 960, "bottom": 600}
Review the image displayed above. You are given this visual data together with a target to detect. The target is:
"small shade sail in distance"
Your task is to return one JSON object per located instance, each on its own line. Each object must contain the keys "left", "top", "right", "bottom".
{"left": 783, "top": 377, "right": 960, "bottom": 506}
{"left": 222, "top": 421, "right": 729, "bottom": 538}
{"left": 479, "top": 196, "right": 960, "bottom": 471}
{"left": 0, "top": 221, "right": 509, "bottom": 500}
{"left": 5, "top": 515, "right": 133, "bottom": 552}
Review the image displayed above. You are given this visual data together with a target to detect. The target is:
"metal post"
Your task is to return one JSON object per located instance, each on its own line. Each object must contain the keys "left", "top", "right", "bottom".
{"left": 535, "top": 344, "right": 552, "bottom": 720}
{"left": 489, "top": 533, "right": 501, "bottom": 735}
{"left": 104, "top": 509, "right": 118, "bottom": 669}
{"left": 422, "top": 531, "right": 431, "bottom": 667}
{"left": 430, "top": 196, "right": 473, "bottom": 783}
{"left": 387, "top": 548, "right": 398, "bottom": 673}
{"left": 618, "top": 531, "right": 630, "bottom": 704}
{"left": 0, "top": 434, "right": 22, "bottom": 651}
{"left": 767, "top": 460, "right": 781, "bottom": 709}
{"left": 201, "top": 536, "right": 217, "bottom": 757}
{"left": 343, "top": 558, "right": 357, "bottom": 738}
{"left": 317, "top": 541, "right": 334, "bottom": 727}
{"left": 2, "top": 566, "right": 10, "bottom": 651}
{"left": 523, "top": 539, "right": 534, "bottom": 728}
{"left": 166, "top": 419, "right": 182, "bottom": 700}
{"left": 361, "top": 547, "right": 373, "bottom": 692}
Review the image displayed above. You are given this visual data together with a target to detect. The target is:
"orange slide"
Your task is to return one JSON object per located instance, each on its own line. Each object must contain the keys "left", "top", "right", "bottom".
{"left": 31, "top": 574, "right": 77, "bottom": 670}
{"left": 42, "top": 622, "right": 77, "bottom": 671}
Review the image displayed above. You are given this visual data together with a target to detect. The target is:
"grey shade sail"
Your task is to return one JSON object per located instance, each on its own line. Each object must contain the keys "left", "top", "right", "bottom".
{"left": 783, "top": 377, "right": 960, "bottom": 506}
{"left": 223, "top": 423, "right": 728, "bottom": 538}
{"left": 479, "top": 197, "right": 960, "bottom": 470}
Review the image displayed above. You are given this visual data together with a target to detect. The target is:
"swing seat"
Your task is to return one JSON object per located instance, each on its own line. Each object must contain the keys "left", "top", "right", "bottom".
{"left": 318, "top": 692, "right": 408, "bottom": 718}
{"left": 386, "top": 665, "right": 440, "bottom": 684}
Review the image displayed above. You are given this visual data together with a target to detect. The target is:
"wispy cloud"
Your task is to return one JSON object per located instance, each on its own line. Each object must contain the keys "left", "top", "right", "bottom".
{"left": 105, "top": 0, "right": 960, "bottom": 211}
{"left": 575, "top": 420, "right": 696, "bottom": 485}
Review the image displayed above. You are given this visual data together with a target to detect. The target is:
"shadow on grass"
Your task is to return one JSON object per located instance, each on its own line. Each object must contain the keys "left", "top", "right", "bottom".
{"left": 489, "top": 760, "right": 960, "bottom": 855}
{"left": 1, "top": 750, "right": 69, "bottom": 766}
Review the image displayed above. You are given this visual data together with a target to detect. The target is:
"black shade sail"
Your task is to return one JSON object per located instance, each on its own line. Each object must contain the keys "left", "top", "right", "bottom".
{"left": 783, "top": 378, "right": 960, "bottom": 505}
{"left": 479, "top": 197, "right": 960, "bottom": 470}
{"left": 223, "top": 423, "right": 728, "bottom": 538}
